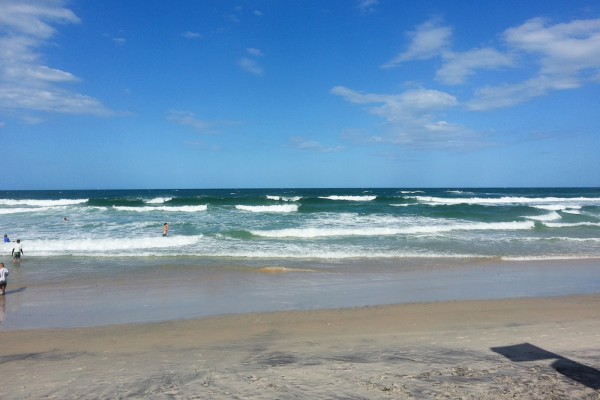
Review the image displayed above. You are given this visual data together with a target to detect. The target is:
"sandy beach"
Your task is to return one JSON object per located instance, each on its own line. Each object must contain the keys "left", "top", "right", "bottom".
{"left": 1, "top": 294, "right": 599, "bottom": 399}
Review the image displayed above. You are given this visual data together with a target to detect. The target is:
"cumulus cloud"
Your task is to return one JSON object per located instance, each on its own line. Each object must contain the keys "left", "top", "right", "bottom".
{"left": 382, "top": 19, "right": 452, "bottom": 68}
{"left": 385, "top": 16, "right": 600, "bottom": 110}
{"left": 436, "top": 48, "right": 514, "bottom": 85}
{"left": 469, "top": 17, "right": 600, "bottom": 110}
{"left": 331, "top": 86, "right": 483, "bottom": 149}
{"left": 0, "top": 0, "right": 112, "bottom": 117}
{"left": 504, "top": 17, "right": 600, "bottom": 74}
{"left": 0, "top": 0, "right": 80, "bottom": 38}
{"left": 382, "top": 18, "right": 514, "bottom": 86}
{"left": 468, "top": 75, "right": 580, "bottom": 110}
{"left": 331, "top": 86, "right": 457, "bottom": 124}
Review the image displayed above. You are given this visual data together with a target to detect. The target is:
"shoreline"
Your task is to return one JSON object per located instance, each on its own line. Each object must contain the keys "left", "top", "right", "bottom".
{"left": 2, "top": 257, "right": 600, "bottom": 331}
{"left": 1, "top": 294, "right": 599, "bottom": 399}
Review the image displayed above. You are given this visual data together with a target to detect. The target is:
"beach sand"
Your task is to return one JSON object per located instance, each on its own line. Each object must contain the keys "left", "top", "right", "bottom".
{"left": 1, "top": 295, "right": 599, "bottom": 399}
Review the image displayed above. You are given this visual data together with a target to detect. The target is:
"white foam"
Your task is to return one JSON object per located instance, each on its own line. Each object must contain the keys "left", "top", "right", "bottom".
{"left": 525, "top": 211, "right": 562, "bottom": 222}
{"left": 535, "top": 205, "right": 574, "bottom": 211}
{"left": 413, "top": 196, "right": 600, "bottom": 207}
{"left": 0, "top": 206, "right": 65, "bottom": 214}
{"left": 544, "top": 222, "right": 600, "bottom": 228}
{"left": 0, "top": 199, "right": 88, "bottom": 207}
{"left": 251, "top": 221, "right": 534, "bottom": 238}
{"left": 266, "top": 195, "right": 302, "bottom": 202}
{"left": 502, "top": 255, "right": 600, "bottom": 261}
{"left": 236, "top": 204, "right": 298, "bottom": 213}
{"left": 113, "top": 205, "right": 207, "bottom": 212}
{"left": 217, "top": 249, "right": 482, "bottom": 260}
{"left": 319, "top": 195, "right": 377, "bottom": 201}
{"left": 27, "top": 235, "right": 202, "bottom": 255}
{"left": 145, "top": 197, "right": 173, "bottom": 204}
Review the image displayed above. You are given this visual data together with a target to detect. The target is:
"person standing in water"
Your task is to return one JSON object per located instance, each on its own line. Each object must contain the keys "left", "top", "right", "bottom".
{"left": 0, "top": 263, "right": 8, "bottom": 295}
{"left": 162, "top": 223, "right": 169, "bottom": 237}
{"left": 12, "top": 239, "right": 23, "bottom": 262}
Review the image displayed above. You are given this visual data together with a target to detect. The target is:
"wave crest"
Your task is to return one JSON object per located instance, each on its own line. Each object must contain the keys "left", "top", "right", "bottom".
{"left": 236, "top": 204, "right": 298, "bottom": 213}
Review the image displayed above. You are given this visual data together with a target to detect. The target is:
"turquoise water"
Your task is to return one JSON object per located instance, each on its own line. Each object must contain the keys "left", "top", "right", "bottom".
{"left": 1, "top": 187, "right": 599, "bottom": 262}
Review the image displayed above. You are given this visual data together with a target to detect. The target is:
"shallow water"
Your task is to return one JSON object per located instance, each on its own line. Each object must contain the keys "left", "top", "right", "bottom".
{"left": 1, "top": 257, "right": 599, "bottom": 330}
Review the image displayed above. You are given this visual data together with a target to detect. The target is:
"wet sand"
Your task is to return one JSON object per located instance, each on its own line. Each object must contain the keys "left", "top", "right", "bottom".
{"left": 1, "top": 295, "right": 600, "bottom": 399}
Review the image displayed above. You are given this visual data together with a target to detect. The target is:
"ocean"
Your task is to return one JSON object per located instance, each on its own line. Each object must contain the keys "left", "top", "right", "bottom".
{"left": 1, "top": 187, "right": 599, "bottom": 262}
{"left": 1, "top": 187, "right": 600, "bottom": 329}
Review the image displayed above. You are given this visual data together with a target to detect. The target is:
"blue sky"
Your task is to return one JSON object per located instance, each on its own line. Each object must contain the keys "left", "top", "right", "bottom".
{"left": 1, "top": 0, "right": 599, "bottom": 189}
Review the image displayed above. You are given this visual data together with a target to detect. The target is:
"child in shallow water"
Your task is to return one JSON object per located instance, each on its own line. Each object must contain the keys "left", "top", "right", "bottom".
{"left": 0, "top": 262, "right": 8, "bottom": 295}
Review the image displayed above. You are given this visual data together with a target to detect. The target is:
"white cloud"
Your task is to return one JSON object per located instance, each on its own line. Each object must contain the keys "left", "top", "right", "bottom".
{"left": 167, "top": 110, "right": 240, "bottom": 134}
{"left": 331, "top": 86, "right": 484, "bottom": 149}
{"left": 382, "top": 19, "right": 452, "bottom": 68}
{"left": 290, "top": 137, "right": 345, "bottom": 153}
{"left": 504, "top": 17, "right": 600, "bottom": 74}
{"left": 469, "top": 17, "right": 600, "bottom": 110}
{"left": 167, "top": 111, "right": 215, "bottom": 133}
{"left": 0, "top": 0, "right": 80, "bottom": 38}
{"left": 468, "top": 75, "right": 580, "bottom": 111}
{"left": 0, "top": 0, "right": 112, "bottom": 116}
{"left": 331, "top": 86, "right": 457, "bottom": 124}
{"left": 357, "top": 0, "right": 379, "bottom": 13}
{"left": 239, "top": 57, "right": 263, "bottom": 76}
{"left": 182, "top": 31, "right": 202, "bottom": 39}
{"left": 247, "top": 48, "right": 263, "bottom": 57}
{"left": 0, "top": 86, "right": 111, "bottom": 115}
{"left": 436, "top": 48, "right": 514, "bottom": 85}
{"left": 112, "top": 37, "right": 126, "bottom": 46}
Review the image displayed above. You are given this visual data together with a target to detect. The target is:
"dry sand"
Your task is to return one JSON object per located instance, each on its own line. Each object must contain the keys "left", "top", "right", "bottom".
{"left": 1, "top": 295, "right": 600, "bottom": 399}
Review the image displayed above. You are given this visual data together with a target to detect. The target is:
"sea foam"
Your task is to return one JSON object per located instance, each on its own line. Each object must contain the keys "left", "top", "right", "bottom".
{"left": 319, "top": 195, "right": 377, "bottom": 201}
{"left": 113, "top": 205, "right": 207, "bottom": 212}
{"left": 236, "top": 204, "right": 298, "bottom": 213}
{"left": 0, "top": 199, "right": 88, "bottom": 207}
{"left": 266, "top": 195, "right": 302, "bottom": 202}
{"left": 413, "top": 196, "right": 600, "bottom": 206}
{"left": 251, "top": 221, "right": 534, "bottom": 238}
{"left": 145, "top": 197, "right": 173, "bottom": 204}
{"left": 27, "top": 235, "right": 202, "bottom": 256}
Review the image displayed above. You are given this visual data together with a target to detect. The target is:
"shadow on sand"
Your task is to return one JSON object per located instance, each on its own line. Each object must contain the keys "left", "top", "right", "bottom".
{"left": 2, "top": 287, "right": 27, "bottom": 296}
{"left": 492, "top": 342, "right": 600, "bottom": 390}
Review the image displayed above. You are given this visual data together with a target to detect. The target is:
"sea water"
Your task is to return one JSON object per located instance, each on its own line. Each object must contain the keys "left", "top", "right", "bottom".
{"left": 1, "top": 187, "right": 599, "bottom": 262}
{"left": 1, "top": 188, "right": 600, "bottom": 329}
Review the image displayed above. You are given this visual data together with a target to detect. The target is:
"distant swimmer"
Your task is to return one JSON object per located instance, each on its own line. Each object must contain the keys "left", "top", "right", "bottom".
{"left": 11, "top": 239, "right": 23, "bottom": 262}
{"left": 162, "top": 223, "right": 169, "bottom": 237}
{"left": 64, "top": 217, "right": 69, "bottom": 221}
{"left": 3, "top": 234, "right": 9, "bottom": 243}
{"left": 0, "top": 263, "right": 8, "bottom": 295}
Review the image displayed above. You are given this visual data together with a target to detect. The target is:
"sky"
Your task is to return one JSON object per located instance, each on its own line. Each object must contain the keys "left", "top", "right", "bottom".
{"left": 1, "top": 0, "right": 600, "bottom": 190}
